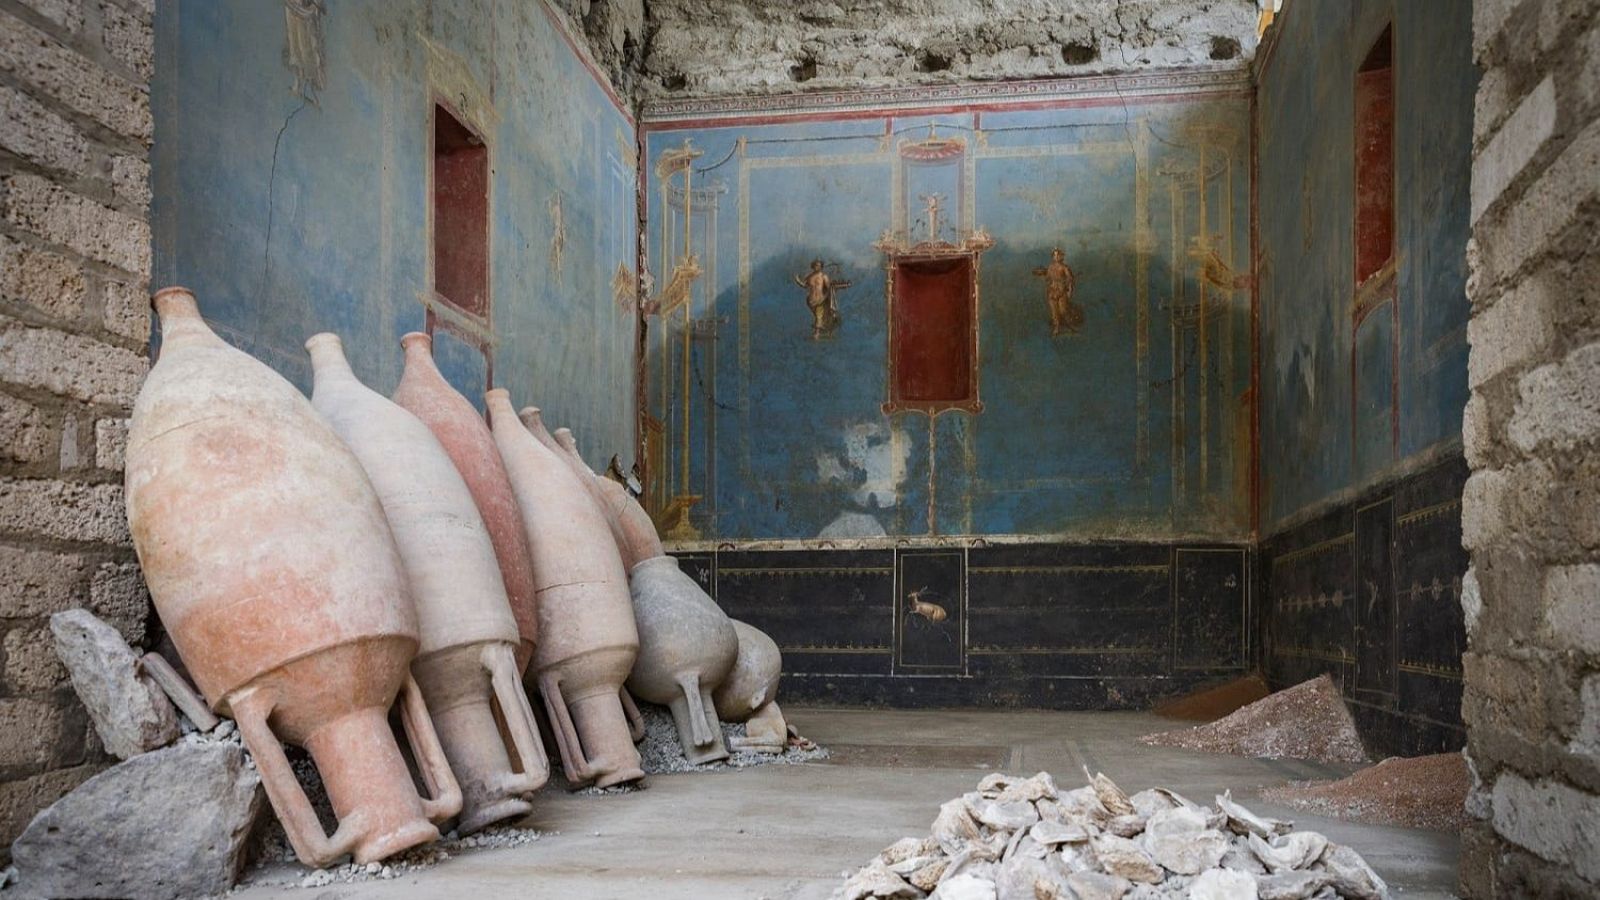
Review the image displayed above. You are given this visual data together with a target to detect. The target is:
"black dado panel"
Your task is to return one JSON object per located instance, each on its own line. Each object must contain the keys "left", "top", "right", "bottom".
{"left": 678, "top": 540, "right": 1250, "bottom": 709}
{"left": 1259, "top": 454, "right": 1468, "bottom": 758}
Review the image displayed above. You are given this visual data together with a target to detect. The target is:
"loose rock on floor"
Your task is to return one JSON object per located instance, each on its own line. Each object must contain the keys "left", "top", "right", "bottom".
{"left": 9, "top": 741, "right": 264, "bottom": 900}
{"left": 831, "top": 769, "right": 1390, "bottom": 899}
{"left": 49, "top": 608, "right": 180, "bottom": 759}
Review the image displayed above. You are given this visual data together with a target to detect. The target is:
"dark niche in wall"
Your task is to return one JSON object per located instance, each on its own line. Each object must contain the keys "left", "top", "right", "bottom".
{"left": 1354, "top": 26, "right": 1394, "bottom": 288}
{"left": 433, "top": 102, "right": 489, "bottom": 319}
{"left": 889, "top": 255, "right": 976, "bottom": 409}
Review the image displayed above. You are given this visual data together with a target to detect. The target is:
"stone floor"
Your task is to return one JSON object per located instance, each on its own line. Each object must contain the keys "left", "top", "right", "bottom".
{"left": 232, "top": 707, "right": 1461, "bottom": 899}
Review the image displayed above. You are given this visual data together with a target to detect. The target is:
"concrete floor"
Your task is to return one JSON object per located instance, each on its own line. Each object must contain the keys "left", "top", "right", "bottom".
{"left": 233, "top": 708, "right": 1460, "bottom": 900}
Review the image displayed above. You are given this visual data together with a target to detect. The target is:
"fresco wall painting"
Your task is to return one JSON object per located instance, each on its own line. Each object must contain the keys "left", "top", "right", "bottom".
{"left": 1254, "top": 1, "right": 1475, "bottom": 757}
{"left": 642, "top": 72, "right": 1255, "bottom": 547}
{"left": 638, "top": 74, "right": 1256, "bottom": 708}
{"left": 154, "top": 0, "right": 640, "bottom": 469}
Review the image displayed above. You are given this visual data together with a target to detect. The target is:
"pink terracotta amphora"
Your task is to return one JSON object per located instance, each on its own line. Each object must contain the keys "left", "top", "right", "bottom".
{"left": 307, "top": 334, "right": 548, "bottom": 833}
{"left": 487, "top": 393, "right": 643, "bottom": 788}
{"left": 546, "top": 426, "right": 736, "bottom": 766}
{"left": 391, "top": 333, "right": 539, "bottom": 674}
{"left": 126, "top": 288, "right": 460, "bottom": 867}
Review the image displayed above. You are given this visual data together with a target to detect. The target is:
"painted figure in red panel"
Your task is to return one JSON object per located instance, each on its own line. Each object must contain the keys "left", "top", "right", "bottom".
{"left": 795, "top": 259, "right": 852, "bottom": 339}
{"left": 1033, "top": 247, "right": 1082, "bottom": 337}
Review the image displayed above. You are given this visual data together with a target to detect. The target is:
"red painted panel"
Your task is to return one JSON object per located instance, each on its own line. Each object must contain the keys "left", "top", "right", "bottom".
{"left": 892, "top": 256, "right": 973, "bottom": 404}
{"left": 434, "top": 106, "right": 489, "bottom": 318}
{"left": 1354, "top": 65, "right": 1393, "bottom": 285}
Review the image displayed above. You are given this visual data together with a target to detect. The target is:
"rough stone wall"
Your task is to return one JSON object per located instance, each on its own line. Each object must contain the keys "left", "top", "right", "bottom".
{"left": 1459, "top": 0, "right": 1600, "bottom": 895}
{"left": 552, "top": 0, "right": 648, "bottom": 96}
{"left": 0, "top": 0, "right": 153, "bottom": 863}
{"left": 640, "top": 0, "right": 1259, "bottom": 98}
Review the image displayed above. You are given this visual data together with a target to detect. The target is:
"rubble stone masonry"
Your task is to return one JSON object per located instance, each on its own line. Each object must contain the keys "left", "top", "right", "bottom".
{"left": 0, "top": 0, "right": 152, "bottom": 862}
{"left": 1460, "top": 0, "right": 1600, "bottom": 895}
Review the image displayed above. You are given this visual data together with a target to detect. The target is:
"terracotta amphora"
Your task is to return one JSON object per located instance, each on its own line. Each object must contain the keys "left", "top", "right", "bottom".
{"left": 390, "top": 332, "right": 539, "bottom": 673}
{"left": 546, "top": 426, "right": 737, "bottom": 765}
{"left": 486, "top": 391, "right": 644, "bottom": 788}
{"left": 126, "top": 288, "right": 460, "bottom": 867}
{"left": 307, "top": 334, "right": 548, "bottom": 832}
{"left": 552, "top": 428, "right": 661, "bottom": 571}
{"left": 519, "top": 411, "right": 633, "bottom": 562}
{"left": 714, "top": 620, "right": 789, "bottom": 754}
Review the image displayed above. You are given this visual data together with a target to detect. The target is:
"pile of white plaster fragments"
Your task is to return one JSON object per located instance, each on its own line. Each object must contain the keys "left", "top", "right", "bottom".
{"left": 833, "top": 770, "right": 1389, "bottom": 900}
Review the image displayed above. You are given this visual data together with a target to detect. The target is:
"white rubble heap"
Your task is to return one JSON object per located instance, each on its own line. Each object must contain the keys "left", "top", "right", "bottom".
{"left": 831, "top": 769, "right": 1390, "bottom": 900}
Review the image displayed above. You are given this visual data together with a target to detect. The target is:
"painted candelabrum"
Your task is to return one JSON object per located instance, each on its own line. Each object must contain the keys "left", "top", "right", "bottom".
{"left": 127, "top": 288, "right": 461, "bottom": 866}
{"left": 487, "top": 391, "right": 645, "bottom": 788}
{"left": 307, "top": 334, "right": 548, "bottom": 833}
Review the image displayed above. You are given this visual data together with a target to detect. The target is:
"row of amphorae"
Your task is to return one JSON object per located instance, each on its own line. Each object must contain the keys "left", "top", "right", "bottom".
{"left": 124, "top": 287, "right": 788, "bottom": 867}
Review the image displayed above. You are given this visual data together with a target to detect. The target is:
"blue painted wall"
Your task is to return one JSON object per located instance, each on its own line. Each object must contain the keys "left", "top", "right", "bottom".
{"left": 1256, "top": 0, "right": 1475, "bottom": 530}
{"left": 152, "top": 0, "right": 639, "bottom": 468}
{"left": 1254, "top": 0, "right": 1475, "bottom": 757}
{"left": 644, "top": 93, "right": 1253, "bottom": 542}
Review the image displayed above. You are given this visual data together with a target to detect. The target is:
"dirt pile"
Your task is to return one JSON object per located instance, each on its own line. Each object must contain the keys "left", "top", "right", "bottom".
{"left": 1140, "top": 675, "right": 1369, "bottom": 765}
{"left": 1260, "top": 753, "right": 1469, "bottom": 831}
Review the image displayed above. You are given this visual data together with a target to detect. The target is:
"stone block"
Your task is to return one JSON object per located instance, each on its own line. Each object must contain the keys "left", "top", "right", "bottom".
{"left": 1490, "top": 771, "right": 1600, "bottom": 883}
{"left": 99, "top": 0, "right": 151, "bottom": 80}
{"left": 1576, "top": 15, "right": 1600, "bottom": 114}
{"left": 14, "top": 0, "right": 84, "bottom": 34}
{"left": 1, "top": 174, "right": 151, "bottom": 276}
{"left": 1464, "top": 456, "right": 1600, "bottom": 556}
{"left": 1461, "top": 467, "right": 1510, "bottom": 552}
{"left": 101, "top": 277, "right": 150, "bottom": 341}
{"left": 92, "top": 416, "right": 127, "bottom": 470}
{"left": 1462, "top": 392, "right": 1492, "bottom": 469}
{"left": 1461, "top": 565, "right": 1483, "bottom": 638}
{"left": 1536, "top": 0, "right": 1600, "bottom": 55}
{"left": 0, "top": 697, "right": 74, "bottom": 771}
{"left": 1467, "top": 261, "right": 1561, "bottom": 390}
{"left": 1508, "top": 340, "right": 1600, "bottom": 455}
{"left": 1473, "top": 76, "right": 1557, "bottom": 223}
{"left": 10, "top": 742, "right": 263, "bottom": 899}
{"left": 0, "top": 14, "right": 151, "bottom": 140}
{"left": 0, "top": 233, "right": 88, "bottom": 324}
{"left": 1543, "top": 564, "right": 1600, "bottom": 655}
{"left": 88, "top": 559, "right": 147, "bottom": 643}
{"left": 0, "top": 544, "right": 88, "bottom": 618}
{"left": 0, "top": 763, "right": 100, "bottom": 865}
{"left": 0, "top": 478, "right": 131, "bottom": 545}
{"left": 3, "top": 622, "right": 68, "bottom": 692}
{"left": 57, "top": 409, "right": 81, "bottom": 469}
{"left": 1462, "top": 652, "right": 1558, "bottom": 740}
{"left": 0, "top": 316, "right": 147, "bottom": 407}
{"left": 0, "top": 82, "right": 88, "bottom": 176}
{"left": 1472, "top": 0, "right": 1517, "bottom": 59}
{"left": 1575, "top": 675, "right": 1600, "bottom": 762}
{"left": 1474, "top": 116, "right": 1600, "bottom": 288}
{"left": 109, "top": 153, "right": 150, "bottom": 212}
{"left": 0, "top": 392, "right": 52, "bottom": 464}
{"left": 1474, "top": 65, "right": 1515, "bottom": 148}
{"left": 50, "top": 608, "right": 176, "bottom": 759}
